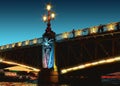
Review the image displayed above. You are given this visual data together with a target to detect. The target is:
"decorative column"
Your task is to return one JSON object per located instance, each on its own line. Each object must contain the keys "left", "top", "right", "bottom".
{"left": 38, "top": 3, "right": 59, "bottom": 85}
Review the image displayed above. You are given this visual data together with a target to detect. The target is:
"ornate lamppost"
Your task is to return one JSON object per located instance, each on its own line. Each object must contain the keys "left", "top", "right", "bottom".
{"left": 42, "top": 3, "right": 56, "bottom": 38}
{"left": 38, "top": 3, "right": 58, "bottom": 85}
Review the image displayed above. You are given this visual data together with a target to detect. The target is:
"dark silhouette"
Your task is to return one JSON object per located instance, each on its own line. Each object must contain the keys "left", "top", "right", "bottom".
{"left": 72, "top": 29, "right": 75, "bottom": 38}
{"left": 116, "top": 22, "right": 120, "bottom": 30}
{"left": 98, "top": 24, "right": 104, "bottom": 33}
{"left": 88, "top": 28, "right": 91, "bottom": 35}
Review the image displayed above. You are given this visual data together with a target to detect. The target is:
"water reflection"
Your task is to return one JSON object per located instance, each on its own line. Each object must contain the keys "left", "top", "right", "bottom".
{"left": 0, "top": 82, "right": 70, "bottom": 86}
{"left": 0, "top": 82, "right": 37, "bottom": 86}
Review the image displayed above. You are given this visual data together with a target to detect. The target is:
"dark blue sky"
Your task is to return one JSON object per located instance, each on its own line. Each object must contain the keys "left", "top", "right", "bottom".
{"left": 0, "top": 0, "right": 120, "bottom": 45}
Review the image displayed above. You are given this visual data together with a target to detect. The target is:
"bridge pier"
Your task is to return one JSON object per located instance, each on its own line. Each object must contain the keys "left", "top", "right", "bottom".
{"left": 38, "top": 69, "right": 59, "bottom": 85}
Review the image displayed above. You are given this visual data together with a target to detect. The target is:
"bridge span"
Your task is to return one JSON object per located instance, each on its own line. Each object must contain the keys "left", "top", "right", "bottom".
{"left": 0, "top": 21, "right": 120, "bottom": 85}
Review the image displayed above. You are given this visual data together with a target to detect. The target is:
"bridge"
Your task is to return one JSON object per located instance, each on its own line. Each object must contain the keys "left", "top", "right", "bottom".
{"left": 0, "top": 21, "right": 120, "bottom": 85}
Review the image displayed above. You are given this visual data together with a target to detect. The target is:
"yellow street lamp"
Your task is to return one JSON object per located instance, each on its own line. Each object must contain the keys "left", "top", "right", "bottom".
{"left": 42, "top": 15, "right": 47, "bottom": 22}
{"left": 51, "top": 12, "right": 56, "bottom": 19}
{"left": 42, "top": 3, "right": 56, "bottom": 23}
{"left": 46, "top": 3, "right": 52, "bottom": 11}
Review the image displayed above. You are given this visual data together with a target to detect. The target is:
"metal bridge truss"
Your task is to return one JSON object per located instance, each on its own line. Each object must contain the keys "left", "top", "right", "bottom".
{"left": 56, "top": 31, "right": 120, "bottom": 69}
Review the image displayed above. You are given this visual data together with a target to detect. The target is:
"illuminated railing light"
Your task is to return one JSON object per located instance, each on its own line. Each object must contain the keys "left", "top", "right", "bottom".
{"left": 107, "top": 23, "right": 116, "bottom": 31}
{"left": 12, "top": 43, "right": 15, "bottom": 48}
{"left": 90, "top": 26, "right": 98, "bottom": 34}
{"left": 18, "top": 42, "right": 22, "bottom": 46}
{"left": 62, "top": 32, "right": 69, "bottom": 39}
{"left": 75, "top": 30, "right": 82, "bottom": 37}
{"left": 1, "top": 46, "right": 5, "bottom": 49}
{"left": 33, "top": 39, "right": 37, "bottom": 44}
{"left": 1, "top": 46, "right": 4, "bottom": 50}
{"left": 25, "top": 40, "right": 29, "bottom": 45}
{"left": 6, "top": 44, "right": 9, "bottom": 48}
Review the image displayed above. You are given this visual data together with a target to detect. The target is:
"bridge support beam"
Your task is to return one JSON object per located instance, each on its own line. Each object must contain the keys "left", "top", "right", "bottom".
{"left": 38, "top": 69, "right": 59, "bottom": 85}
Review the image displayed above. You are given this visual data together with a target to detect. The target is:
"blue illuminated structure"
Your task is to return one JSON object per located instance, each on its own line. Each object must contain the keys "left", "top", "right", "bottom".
{"left": 42, "top": 38, "right": 55, "bottom": 68}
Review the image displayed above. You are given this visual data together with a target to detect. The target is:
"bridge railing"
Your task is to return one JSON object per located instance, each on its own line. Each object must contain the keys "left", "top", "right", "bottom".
{"left": 0, "top": 21, "right": 120, "bottom": 50}
{"left": 0, "top": 38, "right": 43, "bottom": 50}
{"left": 56, "top": 22, "right": 120, "bottom": 40}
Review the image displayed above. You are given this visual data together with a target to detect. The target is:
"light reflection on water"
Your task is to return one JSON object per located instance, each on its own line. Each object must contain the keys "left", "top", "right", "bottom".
{"left": 0, "top": 82, "right": 70, "bottom": 86}
{"left": 0, "top": 82, "right": 120, "bottom": 86}
{"left": 0, "top": 82, "right": 37, "bottom": 86}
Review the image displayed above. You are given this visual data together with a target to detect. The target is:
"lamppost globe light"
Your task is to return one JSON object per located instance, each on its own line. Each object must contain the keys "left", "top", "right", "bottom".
{"left": 43, "top": 15, "right": 47, "bottom": 22}
{"left": 43, "top": 3, "right": 56, "bottom": 23}
{"left": 46, "top": 3, "right": 52, "bottom": 11}
{"left": 51, "top": 12, "right": 56, "bottom": 19}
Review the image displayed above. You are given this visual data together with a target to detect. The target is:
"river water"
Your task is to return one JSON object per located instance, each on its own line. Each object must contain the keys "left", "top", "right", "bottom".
{"left": 0, "top": 82, "right": 70, "bottom": 86}
{"left": 0, "top": 78, "right": 120, "bottom": 86}
{"left": 0, "top": 81, "right": 120, "bottom": 86}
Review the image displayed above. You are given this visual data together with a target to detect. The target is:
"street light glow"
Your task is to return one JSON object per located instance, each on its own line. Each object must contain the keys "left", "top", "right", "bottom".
{"left": 43, "top": 3, "right": 56, "bottom": 23}
{"left": 46, "top": 3, "right": 52, "bottom": 11}
{"left": 43, "top": 15, "right": 47, "bottom": 22}
{"left": 51, "top": 12, "right": 56, "bottom": 19}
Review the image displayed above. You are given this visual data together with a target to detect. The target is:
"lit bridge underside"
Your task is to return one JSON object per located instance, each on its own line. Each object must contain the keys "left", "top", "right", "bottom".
{"left": 56, "top": 30, "right": 120, "bottom": 76}
{"left": 0, "top": 60, "right": 40, "bottom": 72}
{"left": 0, "top": 45, "right": 42, "bottom": 73}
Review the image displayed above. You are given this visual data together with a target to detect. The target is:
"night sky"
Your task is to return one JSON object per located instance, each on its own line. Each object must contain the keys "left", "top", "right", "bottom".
{"left": 0, "top": 0, "right": 120, "bottom": 45}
